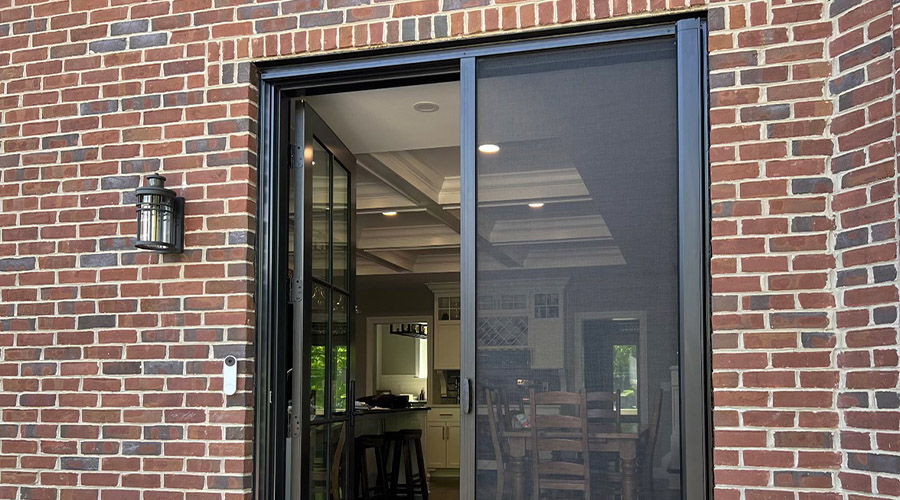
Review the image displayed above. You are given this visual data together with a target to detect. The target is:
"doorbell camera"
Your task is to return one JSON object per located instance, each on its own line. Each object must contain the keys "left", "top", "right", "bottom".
{"left": 223, "top": 355, "right": 237, "bottom": 396}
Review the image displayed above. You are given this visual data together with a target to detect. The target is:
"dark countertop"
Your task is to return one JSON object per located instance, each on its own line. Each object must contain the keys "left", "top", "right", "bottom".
{"left": 354, "top": 406, "right": 431, "bottom": 416}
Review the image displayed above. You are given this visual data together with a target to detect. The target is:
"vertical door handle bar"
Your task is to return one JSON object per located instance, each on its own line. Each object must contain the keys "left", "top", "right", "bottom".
{"left": 461, "top": 378, "right": 472, "bottom": 414}
{"left": 348, "top": 380, "right": 356, "bottom": 427}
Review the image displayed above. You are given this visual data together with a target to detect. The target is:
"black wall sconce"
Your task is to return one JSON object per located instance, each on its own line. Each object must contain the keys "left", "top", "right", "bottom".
{"left": 134, "top": 173, "right": 184, "bottom": 253}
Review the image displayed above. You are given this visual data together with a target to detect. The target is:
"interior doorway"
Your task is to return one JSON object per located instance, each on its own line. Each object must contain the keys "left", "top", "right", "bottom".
{"left": 287, "top": 79, "right": 463, "bottom": 500}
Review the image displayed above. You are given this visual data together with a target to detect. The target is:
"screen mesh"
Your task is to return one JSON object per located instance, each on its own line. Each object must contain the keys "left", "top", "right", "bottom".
{"left": 475, "top": 37, "right": 682, "bottom": 499}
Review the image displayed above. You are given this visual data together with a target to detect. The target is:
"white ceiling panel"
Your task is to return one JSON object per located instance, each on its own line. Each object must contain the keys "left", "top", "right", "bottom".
{"left": 306, "top": 81, "right": 460, "bottom": 154}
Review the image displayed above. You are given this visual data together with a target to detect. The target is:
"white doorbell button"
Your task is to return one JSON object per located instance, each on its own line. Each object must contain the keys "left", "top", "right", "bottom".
{"left": 223, "top": 355, "right": 237, "bottom": 396}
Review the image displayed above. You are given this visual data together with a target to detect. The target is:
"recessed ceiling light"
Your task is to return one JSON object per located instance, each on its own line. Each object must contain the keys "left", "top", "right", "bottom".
{"left": 413, "top": 101, "right": 440, "bottom": 113}
{"left": 478, "top": 144, "right": 500, "bottom": 154}
{"left": 382, "top": 211, "right": 398, "bottom": 216}
{"left": 528, "top": 202, "right": 544, "bottom": 208}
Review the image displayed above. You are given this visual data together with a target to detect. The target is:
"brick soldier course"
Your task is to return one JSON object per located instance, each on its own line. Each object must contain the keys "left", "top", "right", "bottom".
{"left": 0, "top": 0, "right": 897, "bottom": 499}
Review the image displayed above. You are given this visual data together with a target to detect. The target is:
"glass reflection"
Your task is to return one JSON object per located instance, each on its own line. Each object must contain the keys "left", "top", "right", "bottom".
{"left": 310, "top": 282, "right": 329, "bottom": 420}
{"left": 309, "top": 424, "right": 328, "bottom": 500}
{"left": 329, "top": 422, "right": 347, "bottom": 499}
{"left": 331, "top": 292, "right": 348, "bottom": 415}
{"left": 333, "top": 162, "right": 349, "bottom": 290}
{"left": 312, "top": 139, "right": 331, "bottom": 282}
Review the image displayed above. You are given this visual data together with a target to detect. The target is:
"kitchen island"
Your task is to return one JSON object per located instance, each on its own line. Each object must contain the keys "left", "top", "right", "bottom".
{"left": 355, "top": 406, "right": 431, "bottom": 416}
{"left": 353, "top": 405, "right": 430, "bottom": 436}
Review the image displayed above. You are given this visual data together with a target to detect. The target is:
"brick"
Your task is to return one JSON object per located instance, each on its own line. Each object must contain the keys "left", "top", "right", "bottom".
{"left": 838, "top": 36, "right": 892, "bottom": 72}
{"left": 299, "top": 11, "right": 343, "bottom": 27}
{"left": 775, "top": 431, "right": 834, "bottom": 449}
{"left": 110, "top": 20, "right": 149, "bottom": 36}
{"left": 130, "top": 33, "right": 169, "bottom": 49}
{"left": 80, "top": 100, "right": 119, "bottom": 115}
{"left": 257, "top": 17, "right": 298, "bottom": 33}
{"left": 61, "top": 457, "right": 100, "bottom": 471}
{"left": 710, "top": 51, "right": 758, "bottom": 70}
{"left": 773, "top": 470, "right": 832, "bottom": 488}
{"left": 89, "top": 39, "right": 127, "bottom": 53}
{"left": 844, "top": 286, "right": 899, "bottom": 307}
{"left": 163, "top": 59, "right": 205, "bottom": 76}
{"left": 741, "top": 66, "right": 788, "bottom": 84}
{"left": 741, "top": 104, "right": 790, "bottom": 122}
{"left": 0, "top": 257, "right": 36, "bottom": 271}
{"left": 846, "top": 328, "right": 896, "bottom": 348}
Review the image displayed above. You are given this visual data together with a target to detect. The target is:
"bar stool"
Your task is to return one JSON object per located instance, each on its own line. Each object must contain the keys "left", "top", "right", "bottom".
{"left": 385, "top": 429, "right": 429, "bottom": 500}
{"left": 356, "top": 434, "right": 390, "bottom": 500}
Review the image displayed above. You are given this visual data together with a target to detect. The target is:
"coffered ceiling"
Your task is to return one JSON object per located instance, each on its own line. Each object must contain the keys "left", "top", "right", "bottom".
{"left": 308, "top": 83, "right": 464, "bottom": 276}
{"left": 304, "top": 81, "right": 627, "bottom": 276}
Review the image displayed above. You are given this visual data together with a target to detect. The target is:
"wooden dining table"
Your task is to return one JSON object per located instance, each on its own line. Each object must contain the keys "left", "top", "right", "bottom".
{"left": 504, "top": 423, "right": 641, "bottom": 500}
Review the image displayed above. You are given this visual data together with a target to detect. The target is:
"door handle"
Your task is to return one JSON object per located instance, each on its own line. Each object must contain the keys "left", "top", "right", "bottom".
{"left": 348, "top": 380, "right": 356, "bottom": 427}
{"left": 461, "top": 378, "right": 472, "bottom": 414}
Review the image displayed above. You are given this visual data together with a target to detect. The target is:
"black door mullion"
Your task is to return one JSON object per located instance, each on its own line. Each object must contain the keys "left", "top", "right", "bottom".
{"left": 290, "top": 98, "right": 310, "bottom": 500}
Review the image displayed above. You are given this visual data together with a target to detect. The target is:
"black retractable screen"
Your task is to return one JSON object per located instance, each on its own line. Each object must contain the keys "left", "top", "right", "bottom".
{"left": 474, "top": 37, "right": 683, "bottom": 500}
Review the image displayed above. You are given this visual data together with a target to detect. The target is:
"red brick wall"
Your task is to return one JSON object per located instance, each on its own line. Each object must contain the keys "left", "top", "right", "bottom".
{"left": 708, "top": 0, "right": 842, "bottom": 496}
{"left": 829, "top": 0, "right": 900, "bottom": 496}
{"left": 0, "top": 0, "right": 897, "bottom": 500}
{"left": 709, "top": 0, "right": 900, "bottom": 498}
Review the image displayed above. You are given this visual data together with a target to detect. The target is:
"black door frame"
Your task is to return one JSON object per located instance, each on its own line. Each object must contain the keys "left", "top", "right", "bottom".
{"left": 254, "top": 17, "right": 710, "bottom": 500}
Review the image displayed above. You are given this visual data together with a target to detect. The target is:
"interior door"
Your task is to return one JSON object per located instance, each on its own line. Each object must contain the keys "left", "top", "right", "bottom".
{"left": 291, "top": 101, "right": 356, "bottom": 500}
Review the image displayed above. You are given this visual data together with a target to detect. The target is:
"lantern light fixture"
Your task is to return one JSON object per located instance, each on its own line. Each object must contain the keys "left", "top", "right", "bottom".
{"left": 134, "top": 173, "right": 184, "bottom": 253}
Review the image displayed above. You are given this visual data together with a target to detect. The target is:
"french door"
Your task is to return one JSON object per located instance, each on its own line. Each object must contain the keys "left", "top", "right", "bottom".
{"left": 256, "top": 18, "right": 707, "bottom": 500}
{"left": 290, "top": 101, "right": 357, "bottom": 500}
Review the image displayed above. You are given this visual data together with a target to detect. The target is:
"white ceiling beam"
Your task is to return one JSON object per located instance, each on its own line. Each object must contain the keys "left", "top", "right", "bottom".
{"left": 357, "top": 155, "right": 461, "bottom": 234}
{"left": 359, "top": 224, "right": 459, "bottom": 251}
{"left": 356, "top": 249, "right": 412, "bottom": 273}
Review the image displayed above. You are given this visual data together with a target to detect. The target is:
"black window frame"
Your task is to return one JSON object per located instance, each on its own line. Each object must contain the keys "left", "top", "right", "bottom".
{"left": 254, "top": 16, "right": 710, "bottom": 500}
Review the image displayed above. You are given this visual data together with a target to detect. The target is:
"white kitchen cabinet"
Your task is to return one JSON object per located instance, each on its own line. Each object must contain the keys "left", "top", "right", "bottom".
{"left": 427, "top": 283, "right": 461, "bottom": 371}
{"left": 426, "top": 407, "right": 460, "bottom": 470}
{"left": 446, "top": 423, "right": 460, "bottom": 467}
{"left": 433, "top": 323, "right": 460, "bottom": 370}
{"left": 477, "top": 279, "right": 569, "bottom": 370}
{"left": 426, "top": 422, "right": 447, "bottom": 468}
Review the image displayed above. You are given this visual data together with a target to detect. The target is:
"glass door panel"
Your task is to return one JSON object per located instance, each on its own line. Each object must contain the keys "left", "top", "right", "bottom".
{"left": 292, "top": 101, "right": 356, "bottom": 500}
{"left": 312, "top": 140, "right": 331, "bottom": 282}
{"left": 332, "top": 292, "right": 349, "bottom": 415}
{"left": 309, "top": 424, "right": 328, "bottom": 499}
{"left": 332, "top": 163, "right": 350, "bottom": 291}
{"left": 473, "top": 37, "right": 682, "bottom": 500}
{"left": 310, "top": 282, "right": 329, "bottom": 420}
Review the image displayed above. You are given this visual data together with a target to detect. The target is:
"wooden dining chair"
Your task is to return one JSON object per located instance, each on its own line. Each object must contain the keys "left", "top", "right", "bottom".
{"left": 308, "top": 424, "right": 346, "bottom": 500}
{"left": 499, "top": 387, "right": 525, "bottom": 421}
{"left": 637, "top": 389, "right": 664, "bottom": 500}
{"left": 485, "top": 388, "right": 509, "bottom": 500}
{"left": 330, "top": 424, "right": 346, "bottom": 500}
{"left": 585, "top": 390, "right": 621, "bottom": 432}
{"left": 529, "top": 389, "right": 592, "bottom": 499}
